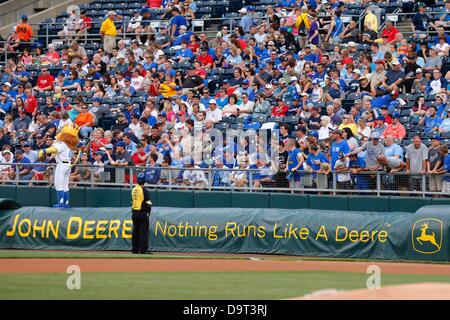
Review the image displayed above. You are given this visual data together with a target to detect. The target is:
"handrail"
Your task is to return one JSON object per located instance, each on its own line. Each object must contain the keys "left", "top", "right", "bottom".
{"left": 0, "top": 162, "right": 448, "bottom": 196}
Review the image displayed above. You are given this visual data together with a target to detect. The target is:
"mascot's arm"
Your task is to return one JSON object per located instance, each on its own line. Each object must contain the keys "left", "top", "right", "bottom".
{"left": 38, "top": 147, "right": 58, "bottom": 159}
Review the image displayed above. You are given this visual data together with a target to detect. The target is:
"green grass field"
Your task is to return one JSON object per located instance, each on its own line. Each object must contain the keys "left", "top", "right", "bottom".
{"left": 1, "top": 271, "right": 450, "bottom": 300}
{"left": 1, "top": 250, "right": 449, "bottom": 299}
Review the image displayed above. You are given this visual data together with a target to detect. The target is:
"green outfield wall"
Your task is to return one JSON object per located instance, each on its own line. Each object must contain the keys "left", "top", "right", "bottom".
{"left": 1, "top": 185, "right": 450, "bottom": 212}
{"left": 0, "top": 204, "right": 449, "bottom": 261}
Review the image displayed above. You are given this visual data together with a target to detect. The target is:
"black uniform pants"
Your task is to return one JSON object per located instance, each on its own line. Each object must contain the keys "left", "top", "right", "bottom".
{"left": 132, "top": 211, "right": 150, "bottom": 253}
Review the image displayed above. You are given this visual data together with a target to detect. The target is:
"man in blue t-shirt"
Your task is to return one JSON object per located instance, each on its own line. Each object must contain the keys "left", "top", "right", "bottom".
{"left": 330, "top": 129, "right": 350, "bottom": 169}
{"left": 348, "top": 153, "right": 369, "bottom": 190}
{"left": 438, "top": 145, "right": 450, "bottom": 195}
{"left": 170, "top": 7, "right": 187, "bottom": 38}
{"left": 144, "top": 154, "right": 161, "bottom": 185}
{"left": 285, "top": 138, "right": 304, "bottom": 188}
{"left": 306, "top": 145, "right": 328, "bottom": 176}
{"left": 249, "top": 155, "right": 273, "bottom": 188}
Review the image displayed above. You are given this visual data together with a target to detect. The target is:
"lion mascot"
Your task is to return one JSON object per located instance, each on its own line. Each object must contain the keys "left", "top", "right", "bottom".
{"left": 39, "top": 124, "right": 80, "bottom": 208}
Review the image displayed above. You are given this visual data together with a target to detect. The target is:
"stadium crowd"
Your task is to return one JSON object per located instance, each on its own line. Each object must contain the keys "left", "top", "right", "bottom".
{"left": 0, "top": 0, "right": 449, "bottom": 195}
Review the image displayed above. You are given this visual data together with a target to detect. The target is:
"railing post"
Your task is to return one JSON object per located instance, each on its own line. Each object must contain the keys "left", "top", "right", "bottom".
{"left": 248, "top": 169, "right": 252, "bottom": 192}
{"left": 168, "top": 167, "right": 172, "bottom": 190}
{"left": 422, "top": 174, "right": 427, "bottom": 198}
{"left": 90, "top": 166, "right": 94, "bottom": 188}
{"left": 15, "top": 164, "right": 19, "bottom": 185}
{"left": 332, "top": 172, "right": 337, "bottom": 195}
{"left": 129, "top": 166, "right": 133, "bottom": 188}
{"left": 376, "top": 171, "right": 381, "bottom": 197}
{"left": 208, "top": 168, "right": 212, "bottom": 191}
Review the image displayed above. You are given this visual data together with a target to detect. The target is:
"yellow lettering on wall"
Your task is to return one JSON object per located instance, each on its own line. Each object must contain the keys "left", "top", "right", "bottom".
{"left": 315, "top": 225, "right": 328, "bottom": 241}
{"left": 378, "top": 230, "right": 388, "bottom": 243}
{"left": 67, "top": 217, "right": 82, "bottom": 239}
{"left": 272, "top": 223, "right": 283, "bottom": 239}
{"left": 122, "top": 220, "right": 132, "bottom": 239}
{"left": 83, "top": 220, "right": 95, "bottom": 239}
{"left": 32, "top": 220, "right": 46, "bottom": 238}
{"left": 46, "top": 220, "right": 60, "bottom": 239}
{"left": 154, "top": 220, "right": 167, "bottom": 236}
{"left": 208, "top": 225, "right": 218, "bottom": 241}
{"left": 108, "top": 220, "right": 120, "bottom": 238}
{"left": 299, "top": 227, "right": 309, "bottom": 240}
{"left": 257, "top": 226, "right": 266, "bottom": 238}
{"left": 335, "top": 226, "right": 348, "bottom": 242}
{"left": 360, "top": 230, "right": 370, "bottom": 243}
{"left": 96, "top": 220, "right": 108, "bottom": 239}
{"left": 18, "top": 218, "right": 31, "bottom": 237}
{"left": 6, "top": 214, "right": 20, "bottom": 237}
{"left": 225, "top": 222, "right": 237, "bottom": 237}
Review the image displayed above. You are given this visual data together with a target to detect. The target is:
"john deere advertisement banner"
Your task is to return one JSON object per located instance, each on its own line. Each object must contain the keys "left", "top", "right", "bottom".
{"left": 0, "top": 206, "right": 448, "bottom": 261}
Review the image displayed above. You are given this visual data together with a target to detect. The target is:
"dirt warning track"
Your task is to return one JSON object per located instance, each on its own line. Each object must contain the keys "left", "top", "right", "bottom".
{"left": 1, "top": 258, "right": 450, "bottom": 275}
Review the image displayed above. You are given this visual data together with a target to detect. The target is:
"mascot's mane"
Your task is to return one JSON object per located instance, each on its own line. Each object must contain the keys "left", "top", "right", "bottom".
{"left": 56, "top": 124, "right": 80, "bottom": 151}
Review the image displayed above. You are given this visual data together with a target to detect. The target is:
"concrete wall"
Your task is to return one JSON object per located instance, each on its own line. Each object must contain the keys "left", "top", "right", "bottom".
{"left": 0, "top": 0, "right": 92, "bottom": 38}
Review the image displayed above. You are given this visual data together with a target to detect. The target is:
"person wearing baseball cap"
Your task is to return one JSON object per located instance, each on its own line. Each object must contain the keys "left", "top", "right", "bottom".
{"left": 412, "top": 3, "right": 428, "bottom": 38}
{"left": 100, "top": 10, "right": 118, "bottom": 54}
{"left": 16, "top": 14, "right": 33, "bottom": 52}
{"left": 330, "top": 128, "right": 349, "bottom": 169}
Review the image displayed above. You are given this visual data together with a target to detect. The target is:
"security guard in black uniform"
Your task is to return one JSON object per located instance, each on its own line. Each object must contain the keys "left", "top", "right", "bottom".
{"left": 131, "top": 173, "right": 152, "bottom": 254}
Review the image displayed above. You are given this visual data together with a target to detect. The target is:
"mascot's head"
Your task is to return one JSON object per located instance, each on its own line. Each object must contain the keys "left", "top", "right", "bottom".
{"left": 56, "top": 124, "right": 80, "bottom": 151}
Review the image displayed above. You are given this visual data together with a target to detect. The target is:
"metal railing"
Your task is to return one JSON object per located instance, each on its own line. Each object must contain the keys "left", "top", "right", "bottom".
{"left": 1, "top": 162, "right": 449, "bottom": 197}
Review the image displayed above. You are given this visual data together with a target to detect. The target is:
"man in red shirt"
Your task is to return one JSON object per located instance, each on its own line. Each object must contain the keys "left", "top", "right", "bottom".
{"left": 381, "top": 21, "right": 399, "bottom": 44}
{"left": 197, "top": 47, "right": 213, "bottom": 69}
{"left": 33, "top": 67, "right": 54, "bottom": 92}
{"left": 271, "top": 98, "right": 288, "bottom": 116}
{"left": 192, "top": 61, "right": 207, "bottom": 78}
{"left": 77, "top": 10, "right": 93, "bottom": 40}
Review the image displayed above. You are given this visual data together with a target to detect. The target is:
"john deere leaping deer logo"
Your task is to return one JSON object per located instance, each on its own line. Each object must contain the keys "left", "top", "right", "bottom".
{"left": 412, "top": 219, "right": 443, "bottom": 254}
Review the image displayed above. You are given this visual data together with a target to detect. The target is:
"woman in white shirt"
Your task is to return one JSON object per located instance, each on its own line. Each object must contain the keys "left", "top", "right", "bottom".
{"left": 435, "top": 36, "right": 450, "bottom": 57}
{"left": 318, "top": 115, "right": 334, "bottom": 141}
{"left": 342, "top": 127, "right": 359, "bottom": 151}
{"left": 57, "top": 111, "right": 74, "bottom": 132}
{"left": 221, "top": 94, "right": 239, "bottom": 118}
{"left": 357, "top": 117, "right": 371, "bottom": 141}
{"left": 310, "top": 79, "right": 324, "bottom": 103}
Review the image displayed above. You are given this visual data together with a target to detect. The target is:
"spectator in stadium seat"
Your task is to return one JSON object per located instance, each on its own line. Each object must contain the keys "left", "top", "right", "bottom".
{"left": 33, "top": 67, "right": 54, "bottom": 92}
{"left": 9, "top": 150, "right": 32, "bottom": 182}
{"left": 376, "top": 154, "right": 407, "bottom": 173}
{"left": 100, "top": 11, "right": 118, "bottom": 54}
{"left": 76, "top": 10, "right": 93, "bottom": 42}
{"left": 419, "top": 105, "right": 443, "bottom": 133}
{"left": 437, "top": 145, "right": 450, "bottom": 195}
{"left": 428, "top": 69, "right": 447, "bottom": 95}
{"left": 382, "top": 113, "right": 406, "bottom": 141}
{"left": 349, "top": 132, "right": 385, "bottom": 170}
{"left": 74, "top": 104, "right": 94, "bottom": 138}
{"left": 67, "top": 41, "right": 87, "bottom": 65}
{"left": 424, "top": 48, "right": 443, "bottom": 73}
{"left": 384, "top": 61, "right": 405, "bottom": 92}
{"left": 406, "top": 135, "right": 428, "bottom": 191}
{"left": 170, "top": 8, "right": 188, "bottom": 40}
{"left": 271, "top": 97, "right": 288, "bottom": 117}
{"left": 411, "top": 3, "right": 436, "bottom": 39}
{"left": 334, "top": 152, "right": 352, "bottom": 190}
{"left": 15, "top": 15, "right": 33, "bottom": 53}
{"left": 439, "top": 117, "right": 450, "bottom": 133}
{"left": 384, "top": 137, "right": 404, "bottom": 161}
{"left": 428, "top": 135, "right": 444, "bottom": 194}
{"left": 181, "top": 157, "right": 208, "bottom": 188}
